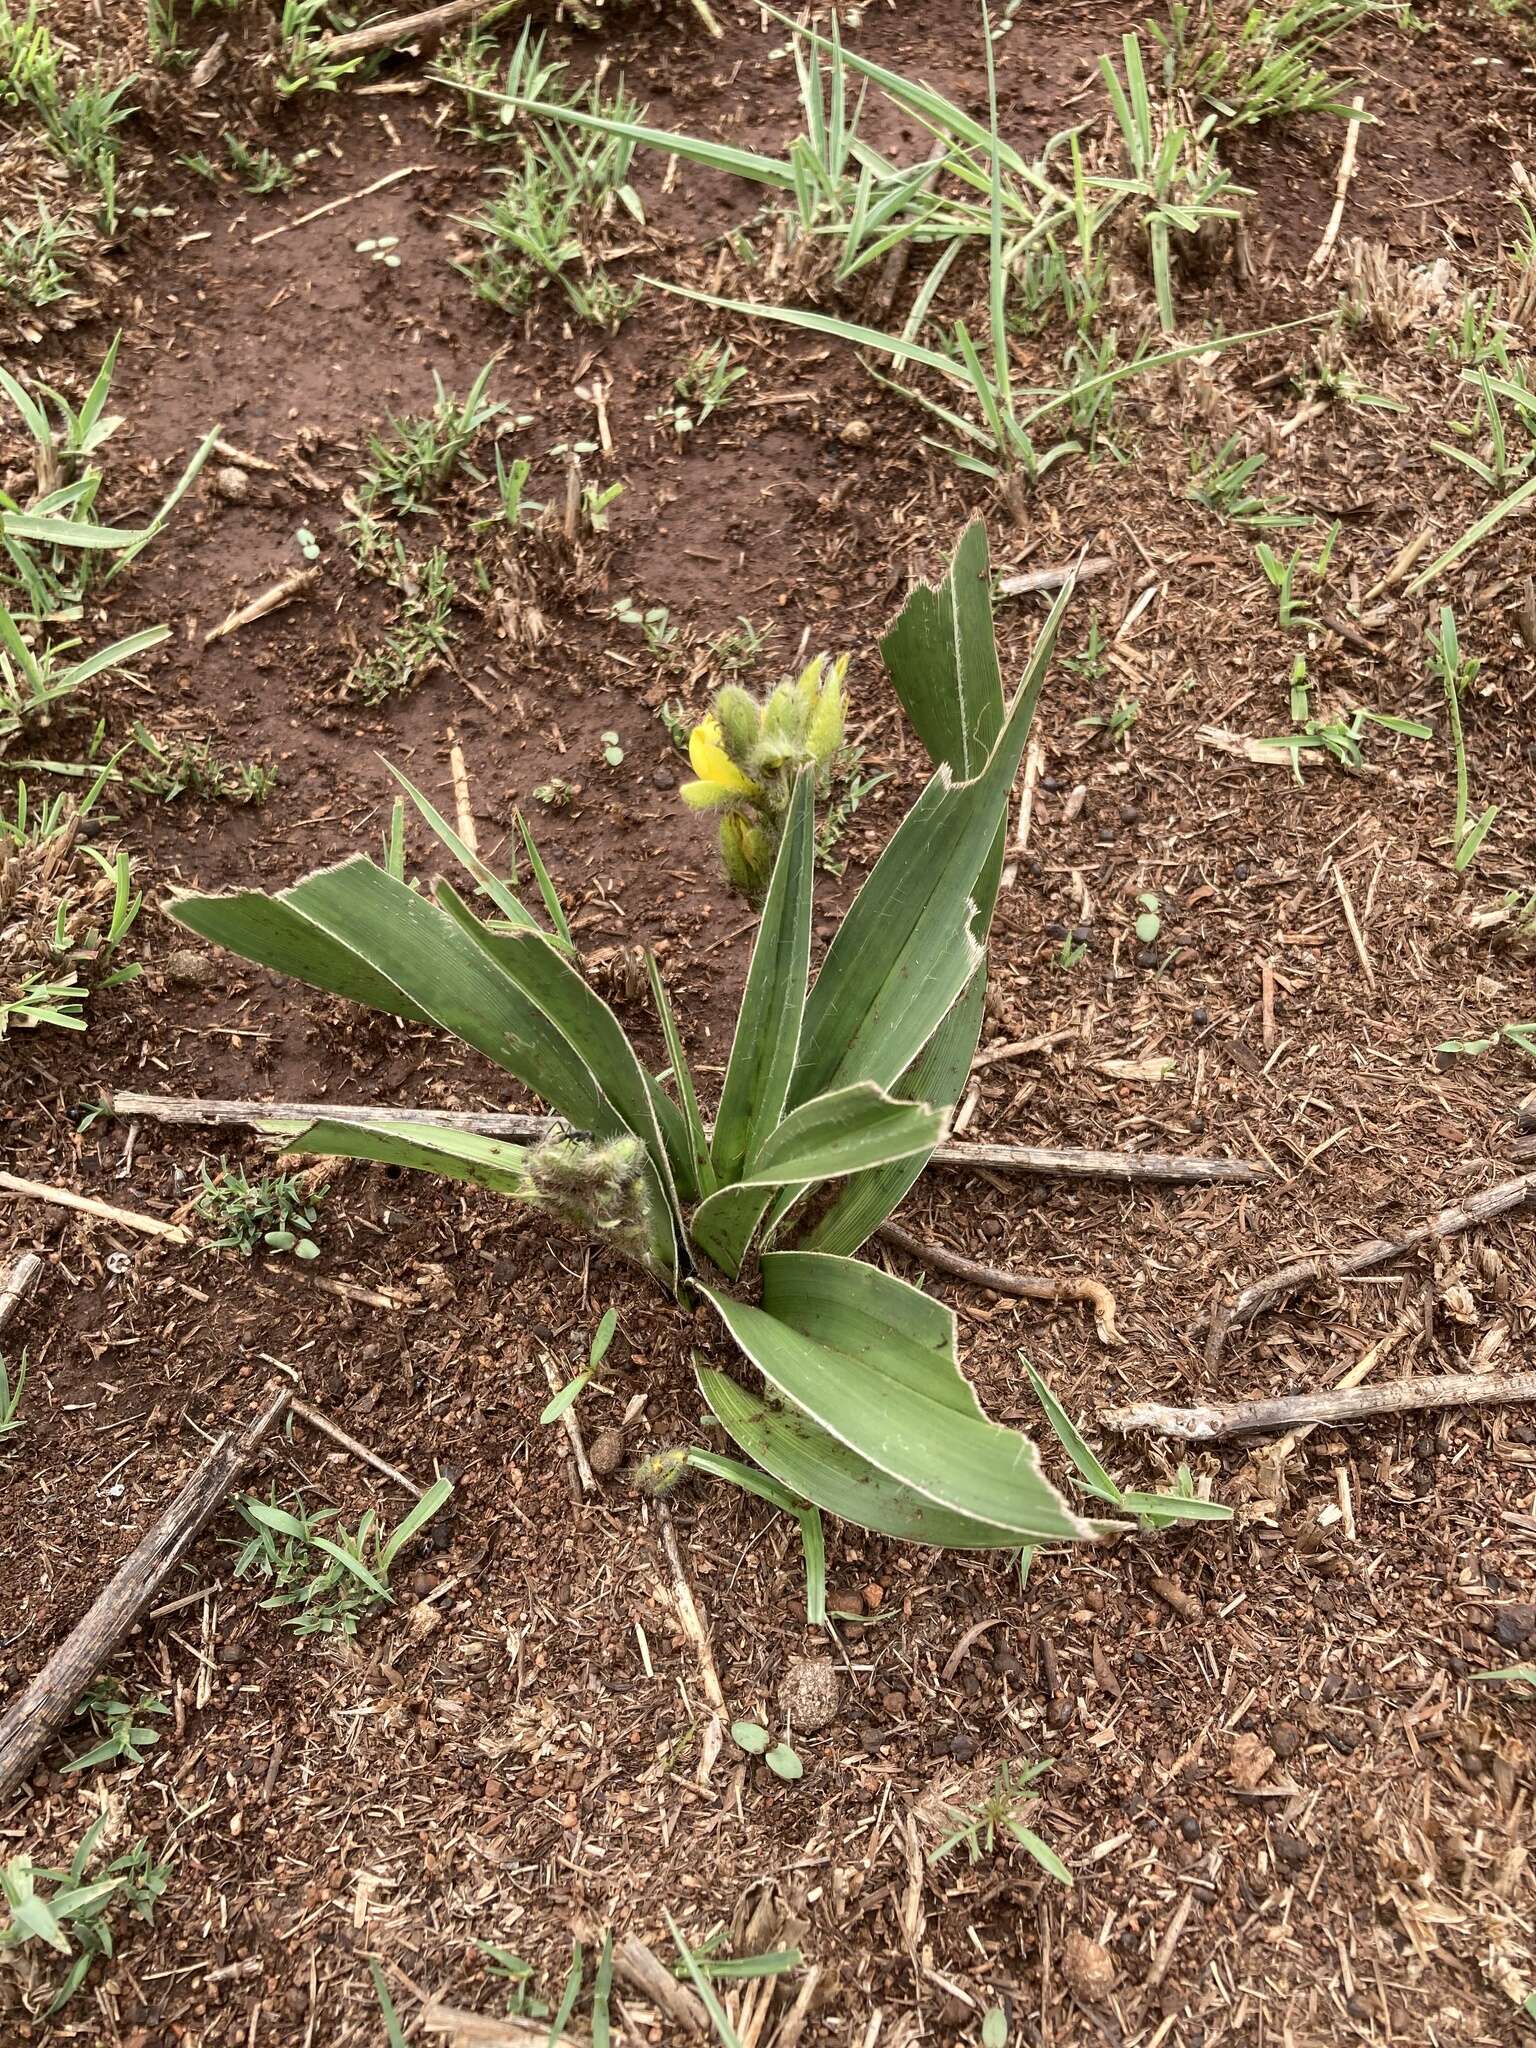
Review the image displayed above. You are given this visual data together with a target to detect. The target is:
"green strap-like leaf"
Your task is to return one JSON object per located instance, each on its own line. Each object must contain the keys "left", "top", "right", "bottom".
{"left": 688, "top": 1181, "right": 774, "bottom": 1278}
{"left": 698, "top": 1365, "right": 1030, "bottom": 1548}
{"left": 795, "top": 525, "right": 1034, "bottom": 1251}
{"left": 802, "top": 963, "right": 985, "bottom": 1255}
{"left": 167, "top": 879, "right": 437, "bottom": 1025}
{"left": 274, "top": 858, "right": 613, "bottom": 1138}
{"left": 791, "top": 576, "right": 1071, "bottom": 1107}
{"left": 879, "top": 518, "right": 1004, "bottom": 778}
{"left": 710, "top": 771, "right": 814, "bottom": 1184}
{"left": 276, "top": 1116, "right": 533, "bottom": 1196}
{"left": 383, "top": 759, "right": 549, "bottom": 940}
{"left": 700, "top": 1252, "right": 1098, "bottom": 1542}
{"left": 735, "top": 1081, "right": 946, "bottom": 1186}
{"left": 434, "top": 880, "right": 677, "bottom": 1207}
{"left": 647, "top": 952, "right": 713, "bottom": 1202}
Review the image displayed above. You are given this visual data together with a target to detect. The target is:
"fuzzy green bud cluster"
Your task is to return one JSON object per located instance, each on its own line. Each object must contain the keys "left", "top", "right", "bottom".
{"left": 526, "top": 1132, "right": 658, "bottom": 1265}
{"left": 680, "top": 652, "right": 848, "bottom": 901}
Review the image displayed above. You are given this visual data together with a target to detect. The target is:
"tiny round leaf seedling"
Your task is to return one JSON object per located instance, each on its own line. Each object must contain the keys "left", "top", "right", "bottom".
{"left": 765, "top": 1741, "right": 804, "bottom": 1781}
{"left": 731, "top": 1719, "right": 771, "bottom": 1755}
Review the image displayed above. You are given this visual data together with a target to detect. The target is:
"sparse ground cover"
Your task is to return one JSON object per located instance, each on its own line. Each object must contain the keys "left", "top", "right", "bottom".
{"left": 1, "top": 0, "right": 1535, "bottom": 2040}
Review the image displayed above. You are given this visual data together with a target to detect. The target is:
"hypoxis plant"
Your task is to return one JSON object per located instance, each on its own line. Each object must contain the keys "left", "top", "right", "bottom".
{"left": 168, "top": 524, "right": 1103, "bottom": 1553}
{"left": 682, "top": 653, "right": 848, "bottom": 900}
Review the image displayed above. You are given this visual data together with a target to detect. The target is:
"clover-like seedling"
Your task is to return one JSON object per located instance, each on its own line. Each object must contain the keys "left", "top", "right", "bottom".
{"left": 731, "top": 1720, "right": 803, "bottom": 1781}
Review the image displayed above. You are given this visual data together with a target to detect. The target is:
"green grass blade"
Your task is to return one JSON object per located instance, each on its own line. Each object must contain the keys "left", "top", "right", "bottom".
{"left": 1405, "top": 472, "right": 1536, "bottom": 594}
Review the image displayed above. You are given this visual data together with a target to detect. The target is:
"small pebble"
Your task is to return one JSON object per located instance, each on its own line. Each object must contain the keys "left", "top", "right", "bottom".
{"left": 778, "top": 1654, "right": 841, "bottom": 1733}
{"left": 652, "top": 766, "right": 675, "bottom": 790}
{"left": 1193, "top": 1006, "right": 1210, "bottom": 1027}
{"left": 588, "top": 1426, "right": 625, "bottom": 1476}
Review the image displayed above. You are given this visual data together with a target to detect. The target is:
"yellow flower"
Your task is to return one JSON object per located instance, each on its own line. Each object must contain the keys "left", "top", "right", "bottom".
{"left": 684, "top": 714, "right": 758, "bottom": 806}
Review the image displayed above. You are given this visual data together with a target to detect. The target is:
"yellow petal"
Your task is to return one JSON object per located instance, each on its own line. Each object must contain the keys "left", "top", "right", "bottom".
{"left": 688, "top": 715, "right": 757, "bottom": 795}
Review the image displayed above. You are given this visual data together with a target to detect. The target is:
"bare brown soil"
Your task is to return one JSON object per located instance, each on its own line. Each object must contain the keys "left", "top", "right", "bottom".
{"left": 2, "top": 0, "right": 1536, "bottom": 2042}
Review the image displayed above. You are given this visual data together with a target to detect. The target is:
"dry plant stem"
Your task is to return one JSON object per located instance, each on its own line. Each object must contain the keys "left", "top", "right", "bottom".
{"left": 1308, "top": 95, "right": 1366, "bottom": 274}
{"left": 1103, "top": 1369, "right": 1536, "bottom": 1443}
{"left": 203, "top": 567, "right": 319, "bottom": 647}
{"left": 1364, "top": 529, "right": 1430, "bottom": 600}
{"left": 614, "top": 1935, "right": 709, "bottom": 2035}
{"left": 999, "top": 555, "right": 1113, "bottom": 597}
{"left": 422, "top": 1999, "right": 589, "bottom": 2047}
{"left": 211, "top": 436, "right": 281, "bottom": 475}
{"left": 876, "top": 1219, "right": 1120, "bottom": 1345}
{"left": 319, "top": 0, "right": 496, "bottom": 59}
{"left": 657, "top": 1505, "right": 725, "bottom": 1787}
{"left": 0, "top": 1170, "right": 191, "bottom": 1244}
{"left": 249, "top": 166, "right": 427, "bottom": 246}
{"left": 0, "top": 1378, "right": 291, "bottom": 1800}
{"left": 290, "top": 1396, "right": 423, "bottom": 1497}
{"left": 104, "top": 1094, "right": 1270, "bottom": 1185}
{"left": 541, "top": 1353, "right": 593, "bottom": 1493}
{"left": 1203, "top": 1172, "right": 1536, "bottom": 1370}
{"left": 1331, "top": 860, "right": 1376, "bottom": 987}
{"left": 0, "top": 1251, "right": 42, "bottom": 1336}
{"left": 447, "top": 737, "right": 477, "bottom": 855}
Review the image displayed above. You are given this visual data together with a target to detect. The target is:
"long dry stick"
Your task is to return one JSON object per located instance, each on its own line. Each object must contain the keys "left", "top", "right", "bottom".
{"left": 249, "top": 165, "right": 426, "bottom": 246}
{"left": 1204, "top": 1172, "right": 1536, "bottom": 1370}
{"left": 1308, "top": 95, "right": 1366, "bottom": 275}
{"left": 422, "top": 2000, "right": 590, "bottom": 2047}
{"left": 1104, "top": 1370, "right": 1536, "bottom": 1443}
{"left": 656, "top": 1505, "right": 725, "bottom": 1787}
{"left": 0, "top": 1170, "right": 191, "bottom": 1244}
{"left": 876, "top": 1219, "right": 1120, "bottom": 1345}
{"left": 290, "top": 1396, "right": 423, "bottom": 1496}
{"left": 319, "top": 0, "right": 497, "bottom": 59}
{"left": 0, "top": 1378, "right": 291, "bottom": 1799}
{"left": 103, "top": 1093, "right": 1269, "bottom": 1186}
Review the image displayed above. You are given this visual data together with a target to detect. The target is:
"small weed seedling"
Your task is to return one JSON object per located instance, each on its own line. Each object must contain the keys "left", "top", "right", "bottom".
{"left": 610, "top": 597, "right": 679, "bottom": 659}
{"left": 356, "top": 362, "right": 502, "bottom": 517}
{"left": 0, "top": 203, "right": 88, "bottom": 313}
{"left": 1189, "top": 435, "right": 1308, "bottom": 528}
{"left": 931, "top": 1759, "right": 1071, "bottom": 1884}
{"left": 0, "top": 1814, "right": 171, "bottom": 2016}
{"left": 130, "top": 726, "right": 276, "bottom": 806}
{"left": 532, "top": 776, "right": 575, "bottom": 809}
{"left": 706, "top": 617, "right": 772, "bottom": 676}
{"left": 600, "top": 729, "right": 624, "bottom": 767}
{"left": 1, "top": 774, "right": 143, "bottom": 1035}
{"left": 345, "top": 547, "right": 458, "bottom": 705}
{"left": 1025, "top": 1361, "right": 1230, "bottom": 1532}
{"left": 1260, "top": 656, "right": 1431, "bottom": 778}
{"left": 1079, "top": 694, "right": 1139, "bottom": 749}
{"left": 1427, "top": 606, "right": 1497, "bottom": 872}
{"left": 1256, "top": 520, "right": 1339, "bottom": 633}
{"left": 731, "top": 1720, "right": 804, "bottom": 1780}
{"left": 540, "top": 1306, "right": 619, "bottom": 1423}
{"left": 275, "top": 0, "right": 363, "bottom": 96}
{"left": 193, "top": 1161, "right": 323, "bottom": 1258}
{"left": 653, "top": 341, "right": 747, "bottom": 435}
{"left": 232, "top": 1477, "right": 454, "bottom": 1637}
{"left": 0, "top": 1349, "right": 24, "bottom": 1445}
{"left": 1432, "top": 366, "right": 1536, "bottom": 494}
{"left": 64, "top": 1682, "right": 167, "bottom": 1773}
{"left": 1435, "top": 1021, "right": 1536, "bottom": 1066}
{"left": 1133, "top": 891, "right": 1162, "bottom": 946}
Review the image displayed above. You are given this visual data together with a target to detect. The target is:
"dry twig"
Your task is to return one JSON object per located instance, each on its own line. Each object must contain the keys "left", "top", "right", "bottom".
{"left": 0, "top": 1378, "right": 291, "bottom": 1799}
{"left": 103, "top": 1092, "right": 1270, "bottom": 1186}
{"left": 1104, "top": 1369, "right": 1536, "bottom": 1442}
{"left": 0, "top": 1170, "right": 191, "bottom": 1244}
{"left": 877, "top": 1219, "right": 1120, "bottom": 1345}
{"left": 0, "top": 1251, "right": 41, "bottom": 1337}
{"left": 1203, "top": 1172, "right": 1536, "bottom": 1369}
{"left": 1308, "top": 96, "right": 1366, "bottom": 274}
